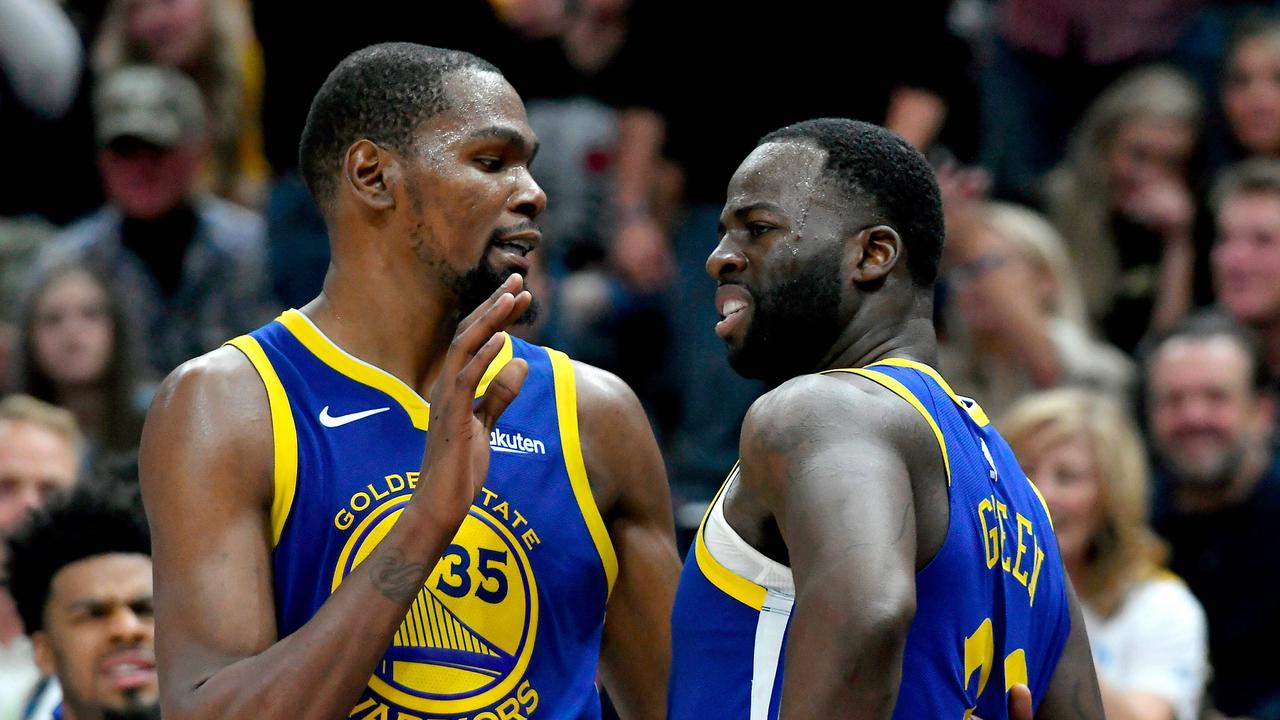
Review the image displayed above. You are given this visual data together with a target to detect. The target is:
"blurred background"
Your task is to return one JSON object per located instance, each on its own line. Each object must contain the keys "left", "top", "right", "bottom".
{"left": 4, "top": 0, "right": 1280, "bottom": 718}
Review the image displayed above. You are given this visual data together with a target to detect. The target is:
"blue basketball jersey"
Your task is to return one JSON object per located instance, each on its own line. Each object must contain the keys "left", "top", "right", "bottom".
{"left": 226, "top": 310, "right": 616, "bottom": 720}
{"left": 668, "top": 359, "right": 1071, "bottom": 719}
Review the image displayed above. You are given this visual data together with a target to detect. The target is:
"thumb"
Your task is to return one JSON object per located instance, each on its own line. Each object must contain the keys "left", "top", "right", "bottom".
{"left": 1009, "top": 683, "right": 1034, "bottom": 720}
{"left": 474, "top": 359, "right": 529, "bottom": 430}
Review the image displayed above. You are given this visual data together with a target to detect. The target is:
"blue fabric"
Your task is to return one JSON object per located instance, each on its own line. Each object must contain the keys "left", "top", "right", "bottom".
{"left": 668, "top": 363, "right": 1072, "bottom": 719}
{"left": 245, "top": 319, "right": 608, "bottom": 719}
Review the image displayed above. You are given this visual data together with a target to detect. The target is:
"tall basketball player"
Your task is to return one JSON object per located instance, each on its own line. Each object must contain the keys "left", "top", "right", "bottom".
{"left": 668, "top": 119, "right": 1105, "bottom": 719}
{"left": 140, "top": 44, "right": 680, "bottom": 720}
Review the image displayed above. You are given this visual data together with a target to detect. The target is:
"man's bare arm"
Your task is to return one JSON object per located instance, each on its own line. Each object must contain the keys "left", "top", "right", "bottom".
{"left": 1036, "top": 579, "right": 1105, "bottom": 720}
{"left": 141, "top": 279, "right": 533, "bottom": 720}
{"left": 739, "top": 375, "right": 920, "bottom": 719}
{"left": 576, "top": 364, "right": 682, "bottom": 720}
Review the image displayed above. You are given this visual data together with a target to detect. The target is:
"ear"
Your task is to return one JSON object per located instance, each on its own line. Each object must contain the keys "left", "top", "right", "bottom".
{"left": 849, "top": 225, "right": 902, "bottom": 283}
{"left": 342, "top": 139, "right": 398, "bottom": 212}
{"left": 32, "top": 630, "right": 55, "bottom": 676}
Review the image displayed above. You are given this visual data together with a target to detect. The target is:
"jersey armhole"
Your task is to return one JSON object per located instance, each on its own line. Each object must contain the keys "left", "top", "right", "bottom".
{"left": 828, "top": 368, "right": 952, "bottom": 486}
{"left": 546, "top": 349, "right": 619, "bottom": 598}
{"left": 225, "top": 335, "right": 298, "bottom": 547}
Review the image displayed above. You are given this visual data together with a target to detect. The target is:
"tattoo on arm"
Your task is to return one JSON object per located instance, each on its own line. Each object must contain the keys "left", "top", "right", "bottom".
{"left": 371, "top": 548, "right": 429, "bottom": 603}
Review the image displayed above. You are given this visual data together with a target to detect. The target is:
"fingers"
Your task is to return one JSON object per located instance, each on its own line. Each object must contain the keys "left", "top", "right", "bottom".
{"left": 451, "top": 283, "right": 531, "bottom": 362}
{"left": 1009, "top": 683, "right": 1033, "bottom": 720}
{"left": 473, "top": 358, "right": 529, "bottom": 430}
{"left": 453, "top": 331, "right": 512, "bottom": 404}
{"left": 456, "top": 274, "right": 523, "bottom": 337}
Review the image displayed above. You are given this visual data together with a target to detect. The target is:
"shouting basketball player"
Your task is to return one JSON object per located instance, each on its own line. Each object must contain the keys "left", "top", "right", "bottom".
{"left": 140, "top": 44, "right": 680, "bottom": 720}
{"left": 667, "top": 119, "right": 1105, "bottom": 719}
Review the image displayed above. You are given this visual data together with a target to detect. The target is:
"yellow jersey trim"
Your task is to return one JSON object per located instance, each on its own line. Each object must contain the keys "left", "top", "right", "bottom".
{"left": 693, "top": 465, "right": 767, "bottom": 611}
{"left": 867, "top": 357, "right": 991, "bottom": 427}
{"left": 1026, "top": 476, "right": 1055, "bottom": 530}
{"left": 827, "top": 367, "right": 953, "bottom": 486}
{"left": 226, "top": 335, "right": 298, "bottom": 547}
{"left": 276, "top": 310, "right": 514, "bottom": 431}
{"left": 547, "top": 349, "right": 618, "bottom": 597}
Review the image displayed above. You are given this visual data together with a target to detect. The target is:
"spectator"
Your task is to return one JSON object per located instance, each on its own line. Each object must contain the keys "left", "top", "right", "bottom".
{"left": 0, "top": 218, "right": 58, "bottom": 391}
{"left": 0, "top": 396, "right": 82, "bottom": 720}
{"left": 941, "top": 200, "right": 1134, "bottom": 417}
{"left": 39, "top": 65, "right": 273, "bottom": 378}
{"left": 6, "top": 488, "right": 154, "bottom": 720}
{"left": 93, "top": 0, "right": 268, "bottom": 207}
{"left": 981, "top": 0, "right": 1205, "bottom": 201}
{"left": 1047, "top": 66, "right": 1209, "bottom": 354}
{"left": 11, "top": 261, "right": 146, "bottom": 463}
{"left": 1222, "top": 16, "right": 1280, "bottom": 163}
{"left": 1001, "top": 388, "right": 1209, "bottom": 720}
{"left": 1145, "top": 311, "right": 1280, "bottom": 718}
{"left": 1210, "top": 158, "right": 1280, "bottom": 385}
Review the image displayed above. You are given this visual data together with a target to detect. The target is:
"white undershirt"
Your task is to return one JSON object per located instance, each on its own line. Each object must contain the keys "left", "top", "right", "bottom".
{"left": 703, "top": 470, "right": 795, "bottom": 595}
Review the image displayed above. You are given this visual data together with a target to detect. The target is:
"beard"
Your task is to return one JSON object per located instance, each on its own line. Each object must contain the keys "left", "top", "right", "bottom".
{"left": 443, "top": 230, "right": 541, "bottom": 327}
{"left": 102, "top": 705, "right": 161, "bottom": 720}
{"left": 1157, "top": 435, "right": 1248, "bottom": 490}
{"left": 726, "top": 244, "right": 844, "bottom": 386}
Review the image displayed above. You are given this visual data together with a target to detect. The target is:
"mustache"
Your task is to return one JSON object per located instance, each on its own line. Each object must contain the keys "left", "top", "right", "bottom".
{"left": 489, "top": 221, "right": 541, "bottom": 243}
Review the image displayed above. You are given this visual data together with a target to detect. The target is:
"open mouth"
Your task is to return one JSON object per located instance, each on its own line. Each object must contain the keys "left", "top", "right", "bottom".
{"left": 100, "top": 652, "right": 156, "bottom": 692}
{"left": 714, "top": 285, "right": 753, "bottom": 339}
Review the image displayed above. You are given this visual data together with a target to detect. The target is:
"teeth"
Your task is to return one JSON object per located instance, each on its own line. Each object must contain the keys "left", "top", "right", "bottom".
{"left": 722, "top": 299, "right": 747, "bottom": 317}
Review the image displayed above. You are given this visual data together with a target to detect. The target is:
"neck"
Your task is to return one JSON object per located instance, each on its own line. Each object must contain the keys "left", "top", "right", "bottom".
{"left": 1063, "top": 554, "right": 1089, "bottom": 593}
{"left": 302, "top": 258, "right": 461, "bottom": 400}
{"left": 0, "top": 589, "right": 22, "bottom": 644}
{"left": 56, "top": 385, "right": 105, "bottom": 439}
{"left": 1174, "top": 442, "right": 1269, "bottom": 513}
{"left": 820, "top": 293, "right": 938, "bottom": 371}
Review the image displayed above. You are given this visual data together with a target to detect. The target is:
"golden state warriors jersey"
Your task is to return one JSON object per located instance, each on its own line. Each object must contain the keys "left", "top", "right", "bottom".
{"left": 668, "top": 359, "right": 1071, "bottom": 719}
{"left": 226, "top": 310, "right": 616, "bottom": 720}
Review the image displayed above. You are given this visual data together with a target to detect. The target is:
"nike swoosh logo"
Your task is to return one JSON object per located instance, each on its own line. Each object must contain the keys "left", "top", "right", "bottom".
{"left": 318, "top": 405, "right": 391, "bottom": 428}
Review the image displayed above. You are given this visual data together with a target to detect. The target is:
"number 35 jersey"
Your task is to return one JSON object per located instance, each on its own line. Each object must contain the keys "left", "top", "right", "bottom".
{"left": 668, "top": 359, "right": 1072, "bottom": 719}
{"left": 227, "top": 310, "right": 617, "bottom": 720}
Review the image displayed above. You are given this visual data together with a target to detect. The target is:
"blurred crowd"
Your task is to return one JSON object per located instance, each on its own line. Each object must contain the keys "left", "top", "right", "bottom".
{"left": 3, "top": 0, "right": 1280, "bottom": 718}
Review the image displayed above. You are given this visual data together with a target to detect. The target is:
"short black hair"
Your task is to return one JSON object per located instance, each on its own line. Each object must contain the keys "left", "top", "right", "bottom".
{"left": 1142, "top": 310, "right": 1271, "bottom": 393}
{"left": 298, "top": 42, "right": 502, "bottom": 210}
{"left": 759, "top": 118, "right": 944, "bottom": 287}
{"left": 5, "top": 487, "right": 151, "bottom": 634}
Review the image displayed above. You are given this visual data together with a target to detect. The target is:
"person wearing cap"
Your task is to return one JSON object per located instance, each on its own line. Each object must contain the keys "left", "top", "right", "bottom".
{"left": 35, "top": 64, "right": 273, "bottom": 379}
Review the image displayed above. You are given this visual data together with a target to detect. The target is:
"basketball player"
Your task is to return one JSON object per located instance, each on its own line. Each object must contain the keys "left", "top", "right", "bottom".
{"left": 139, "top": 44, "right": 679, "bottom": 720}
{"left": 667, "top": 119, "right": 1104, "bottom": 719}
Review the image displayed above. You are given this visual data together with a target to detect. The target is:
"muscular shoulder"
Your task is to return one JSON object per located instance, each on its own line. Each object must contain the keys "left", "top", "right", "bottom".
{"left": 141, "top": 345, "right": 273, "bottom": 507}
{"left": 741, "top": 372, "right": 911, "bottom": 456}
{"left": 569, "top": 360, "right": 666, "bottom": 519}
{"left": 738, "top": 372, "right": 943, "bottom": 505}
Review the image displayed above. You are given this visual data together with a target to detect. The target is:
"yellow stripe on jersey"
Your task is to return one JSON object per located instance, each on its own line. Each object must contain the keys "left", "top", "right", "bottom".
{"left": 1026, "top": 477, "right": 1055, "bottom": 530}
{"left": 867, "top": 358, "right": 991, "bottom": 427}
{"left": 694, "top": 465, "right": 768, "bottom": 611}
{"left": 547, "top": 349, "right": 619, "bottom": 597}
{"left": 226, "top": 335, "right": 298, "bottom": 547}
{"left": 276, "top": 310, "right": 515, "bottom": 431}
{"left": 827, "top": 368, "right": 953, "bottom": 486}
{"left": 278, "top": 309, "right": 431, "bottom": 429}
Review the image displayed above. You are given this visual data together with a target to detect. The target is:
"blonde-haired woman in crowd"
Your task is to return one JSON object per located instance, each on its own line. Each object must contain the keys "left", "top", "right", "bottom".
{"left": 1047, "top": 66, "right": 1204, "bottom": 354}
{"left": 1001, "top": 389, "right": 1209, "bottom": 720}
{"left": 93, "top": 0, "right": 268, "bottom": 207}
{"left": 940, "top": 200, "right": 1133, "bottom": 419}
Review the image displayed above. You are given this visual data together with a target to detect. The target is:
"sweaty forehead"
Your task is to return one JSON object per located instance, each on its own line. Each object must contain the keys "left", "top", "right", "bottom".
{"left": 726, "top": 141, "right": 830, "bottom": 213}
{"left": 419, "top": 69, "right": 533, "bottom": 148}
